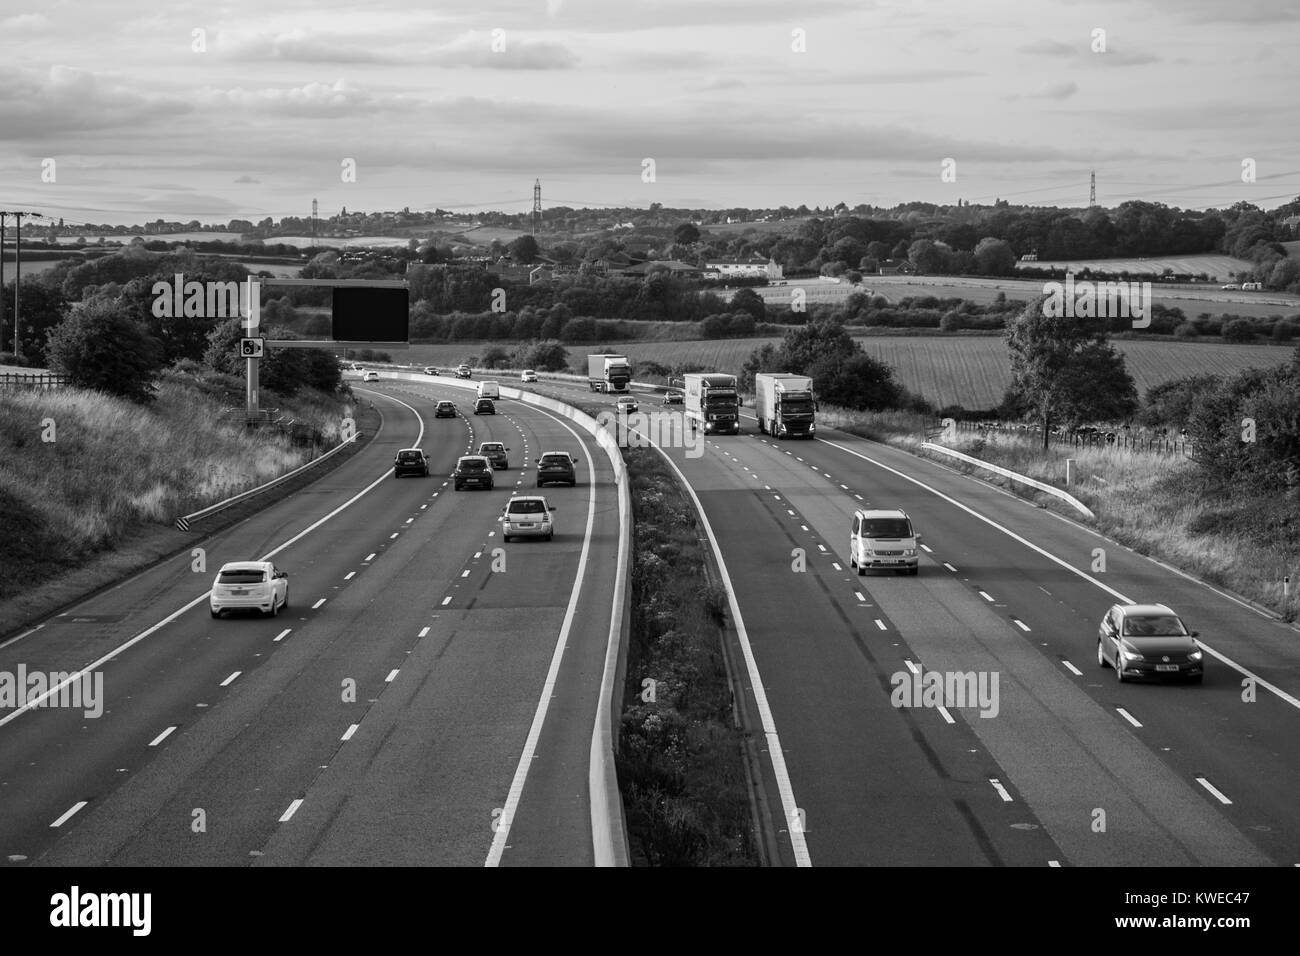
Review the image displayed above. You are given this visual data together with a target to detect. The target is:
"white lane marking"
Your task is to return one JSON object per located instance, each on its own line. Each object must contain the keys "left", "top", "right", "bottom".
{"left": 220, "top": 671, "right": 241, "bottom": 687}
{"left": 487, "top": 408, "right": 602, "bottom": 868}
{"left": 341, "top": 724, "right": 358, "bottom": 741}
{"left": 840, "top": 484, "right": 849, "bottom": 490}
{"left": 389, "top": 533, "right": 399, "bottom": 539}
{"left": 51, "top": 802, "right": 87, "bottom": 828}
{"left": 817, "top": 544, "right": 828, "bottom": 552}
{"left": 1062, "top": 660, "right": 1083, "bottom": 677}
{"left": 406, "top": 518, "right": 415, "bottom": 524}
{"left": 279, "top": 799, "right": 304, "bottom": 822}
{"left": 774, "top": 495, "right": 782, "bottom": 501}
{"left": 832, "top": 562, "right": 842, "bottom": 571}
{"left": 474, "top": 551, "right": 482, "bottom": 559}
{"left": 936, "top": 706, "right": 955, "bottom": 724}
{"left": 364, "top": 553, "right": 376, "bottom": 562}
{"left": 978, "top": 590, "right": 994, "bottom": 602}
{"left": 418, "top": 626, "right": 430, "bottom": 637}
{"left": 311, "top": 598, "right": 326, "bottom": 609}
{"left": 1196, "top": 777, "right": 1232, "bottom": 805}
{"left": 421, "top": 504, "right": 428, "bottom": 510}
{"left": 920, "top": 544, "right": 933, "bottom": 553}
{"left": 943, "top": 562, "right": 958, "bottom": 572}
{"left": 904, "top": 659, "right": 920, "bottom": 675}
{"left": 1012, "top": 619, "right": 1031, "bottom": 632}
{"left": 1048, "top": 860, "right": 1061, "bottom": 867}
{"left": 875, "top": 619, "right": 888, "bottom": 630}
{"left": 990, "top": 779, "right": 1014, "bottom": 803}
{"left": 148, "top": 726, "right": 176, "bottom": 747}
{"left": 786, "top": 509, "right": 796, "bottom": 516}
{"left": 854, "top": 494, "right": 863, "bottom": 500}
{"left": 344, "top": 571, "right": 356, "bottom": 580}
{"left": 764, "top": 485, "right": 772, "bottom": 490}
{"left": 385, "top": 669, "right": 399, "bottom": 683}
{"left": 441, "top": 596, "right": 452, "bottom": 606}
{"left": 273, "top": 628, "right": 291, "bottom": 642}
{"left": 854, "top": 592, "right": 865, "bottom": 602}
{"left": 461, "top": 570, "right": 471, "bottom": 578}
{"left": 1116, "top": 707, "right": 1143, "bottom": 728}
{"left": 801, "top": 524, "right": 809, "bottom": 531}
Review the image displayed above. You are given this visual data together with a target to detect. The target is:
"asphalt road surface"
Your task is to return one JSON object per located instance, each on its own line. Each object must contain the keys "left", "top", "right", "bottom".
{"left": 0, "top": 379, "right": 622, "bottom": 866}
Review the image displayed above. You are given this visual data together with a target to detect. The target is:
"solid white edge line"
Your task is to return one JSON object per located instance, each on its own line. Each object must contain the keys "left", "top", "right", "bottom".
{"left": 0, "top": 393, "right": 428, "bottom": 731}
{"left": 629, "top": 421, "right": 811, "bottom": 866}
{"left": 1116, "top": 707, "right": 1143, "bottom": 728}
{"left": 279, "top": 798, "right": 303, "bottom": 822}
{"left": 341, "top": 724, "right": 358, "bottom": 741}
{"left": 273, "top": 628, "right": 291, "bottom": 642}
{"left": 990, "top": 779, "right": 1014, "bottom": 803}
{"left": 936, "top": 706, "right": 955, "bottom": 724}
{"left": 418, "top": 626, "right": 430, "bottom": 638}
{"left": 486, "top": 411, "right": 600, "bottom": 867}
{"left": 814, "top": 436, "right": 1300, "bottom": 714}
{"left": 385, "top": 669, "right": 399, "bottom": 682}
{"left": 220, "top": 671, "right": 241, "bottom": 687}
{"left": 311, "top": 598, "right": 326, "bottom": 609}
{"left": 1062, "top": 661, "right": 1083, "bottom": 677}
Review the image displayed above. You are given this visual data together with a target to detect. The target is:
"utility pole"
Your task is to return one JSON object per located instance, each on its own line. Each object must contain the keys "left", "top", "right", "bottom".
{"left": 1089, "top": 170, "right": 1096, "bottom": 208}
{"left": 532, "top": 179, "right": 541, "bottom": 237}
{"left": 0, "top": 212, "right": 7, "bottom": 358}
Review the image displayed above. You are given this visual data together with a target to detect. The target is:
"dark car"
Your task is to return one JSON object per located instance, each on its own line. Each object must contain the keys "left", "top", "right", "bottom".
{"left": 393, "top": 447, "right": 430, "bottom": 478}
{"left": 453, "top": 455, "right": 495, "bottom": 491}
{"left": 474, "top": 398, "right": 496, "bottom": 415}
{"left": 478, "top": 441, "right": 509, "bottom": 470}
{"left": 535, "top": 451, "right": 577, "bottom": 487}
{"left": 434, "top": 400, "right": 457, "bottom": 418}
{"left": 456, "top": 364, "right": 473, "bottom": 379}
{"left": 662, "top": 390, "right": 684, "bottom": 405}
{"left": 1097, "top": 603, "right": 1203, "bottom": 683}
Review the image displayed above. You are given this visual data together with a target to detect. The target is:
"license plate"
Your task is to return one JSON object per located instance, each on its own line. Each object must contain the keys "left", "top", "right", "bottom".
{"left": 518, "top": 523, "right": 535, "bottom": 528}
{"left": 231, "top": 589, "right": 248, "bottom": 595}
{"left": 1156, "top": 664, "right": 1179, "bottom": 672}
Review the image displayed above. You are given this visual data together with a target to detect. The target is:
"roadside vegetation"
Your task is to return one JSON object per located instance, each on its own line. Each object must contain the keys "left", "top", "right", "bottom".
{"left": 616, "top": 448, "right": 759, "bottom": 866}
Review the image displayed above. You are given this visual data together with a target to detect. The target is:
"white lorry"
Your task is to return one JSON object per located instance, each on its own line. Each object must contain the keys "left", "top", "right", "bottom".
{"left": 754, "top": 373, "right": 816, "bottom": 439}
{"left": 587, "top": 353, "right": 631, "bottom": 393}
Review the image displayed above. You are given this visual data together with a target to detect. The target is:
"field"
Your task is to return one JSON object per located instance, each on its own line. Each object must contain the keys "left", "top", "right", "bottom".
{"left": 1015, "top": 252, "right": 1255, "bottom": 279}
{"left": 399, "top": 335, "right": 1294, "bottom": 410}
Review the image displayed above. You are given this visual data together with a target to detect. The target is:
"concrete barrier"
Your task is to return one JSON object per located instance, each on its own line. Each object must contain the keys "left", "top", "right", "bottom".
{"left": 920, "top": 442, "right": 1095, "bottom": 520}
{"left": 379, "top": 371, "right": 633, "bottom": 865}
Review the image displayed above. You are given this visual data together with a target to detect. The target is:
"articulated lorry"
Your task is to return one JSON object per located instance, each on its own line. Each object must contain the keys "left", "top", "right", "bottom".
{"left": 755, "top": 373, "right": 816, "bottom": 439}
{"left": 683, "top": 373, "right": 740, "bottom": 435}
{"left": 587, "top": 353, "right": 631, "bottom": 393}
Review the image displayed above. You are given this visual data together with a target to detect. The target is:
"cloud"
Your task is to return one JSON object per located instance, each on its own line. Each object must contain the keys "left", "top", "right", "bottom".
{"left": 0, "top": 13, "right": 51, "bottom": 32}
{"left": 1031, "top": 81, "right": 1079, "bottom": 100}
{"left": 234, "top": 175, "right": 261, "bottom": 183}
{"left": 431, "top": 32, "right": 578, "bottom": 70}
{"left": 198, "top": 79, "right": 377, "bottom": 116}
{"left": 216, "top": 29, "right": 397, "bottom": 64}
{"left": 1016, "top": 37, "right": 1161, "bottom": 66}
{"left": 0, "top": 65, "right": 190, "bottom": 139}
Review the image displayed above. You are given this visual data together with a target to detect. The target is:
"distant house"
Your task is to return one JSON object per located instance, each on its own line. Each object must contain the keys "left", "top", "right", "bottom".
{"left": 705, "top": 255, "right": 783, "bottom": 280}
{"left": 876, "top": 258, "right": 917, "bottom": 275}
{"left": 1282, "top": 214, "right": 1300, "bottom": 236}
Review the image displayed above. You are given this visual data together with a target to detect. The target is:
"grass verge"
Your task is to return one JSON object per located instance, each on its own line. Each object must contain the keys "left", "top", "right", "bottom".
{"left": 615, "top": 447, "right": 760, "bottom": 866}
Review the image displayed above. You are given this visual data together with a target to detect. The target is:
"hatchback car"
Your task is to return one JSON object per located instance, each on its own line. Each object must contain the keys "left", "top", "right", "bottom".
{"left": 521, "top": 369, "right": 538, "bottom": 383}
{"left": 500, "top": 496, "right": 557, "bottom": 541}
{"left": 362, "top": 370, "right": 379, "bottom": 382}
{"left": 535, "top": 451, "right": 577, "bottom": 487}
{"left": 456, "top": 364, "right": 473, "bottom": 379}
{"left": 1098, "top": 604, "right": 1203, "bottom": 683}
{"left": 434, "top": 400, "right": 458, "bottom": 419}
{"left": 478, "top": 441, "right": 509, "bottom": 470}
{"left": 662, "top": 390, "right": 684, "bottom": 405}
{"left": 393, "top": 447, "right": 430, "bottom": 478}
{"left": 453, "top": 455, "right": 495, "bottom": 491}
{"left": 616, "top": 396, "right": 639, "bottom": 414}
{"left": 210, "top": 561, "right": 288, "bottom": 618}
{"left": 849, "top": 509, "right": 920, "bottom": 575}
{"left": 474, "top": 398, "right": 496, "bottom": 415}
{"left": 423, "top": 366, "right": 439, "bottom": 376}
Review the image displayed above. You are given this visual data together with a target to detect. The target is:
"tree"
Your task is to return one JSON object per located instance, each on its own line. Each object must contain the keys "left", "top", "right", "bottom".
{"left": 524, "top": 340, "right": 568, "bottom": 371}
{"left": 673, "top": 222, "right": 700, "bottom": 245}
{"left": 509, "top": 235, "right": 541, "bottom": 263}
{"left": 481, "top": 345, "right": 510, "bottom": 368}
{"left": 972, "top": 237, "right": 1016, "bottom": 276}
{"left": 3, "top": 280, "right": 68, "bottom": 367}
{"left": 46, "top": 300, "right": 165, "bottom": 403}
{"left": 730, "top": 287, "right": 766, "bottom": 324}
{"left": 1005, "top": 297, "right": 1139, "bottom": 448}
{"left": 1223, "top": 318, "right": 1255, "bottom": 343}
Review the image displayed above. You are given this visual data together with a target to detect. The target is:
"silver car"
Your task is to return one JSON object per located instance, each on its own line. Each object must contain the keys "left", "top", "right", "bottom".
{"left": 500, "top": 496, "right": 557, "bottom": 541}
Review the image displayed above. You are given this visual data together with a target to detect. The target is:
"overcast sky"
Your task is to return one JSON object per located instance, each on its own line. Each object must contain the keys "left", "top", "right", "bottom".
{"left": 1, "top": 0, "right": 1296, "bottom": 227}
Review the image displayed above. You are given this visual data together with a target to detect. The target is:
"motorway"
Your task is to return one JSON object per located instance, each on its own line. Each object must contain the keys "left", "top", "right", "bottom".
{"left": 534, "top": 373, "right": 1300, "bottom": 866}
{"left": 0, "top": 377, "right": 621, "bottom": 866}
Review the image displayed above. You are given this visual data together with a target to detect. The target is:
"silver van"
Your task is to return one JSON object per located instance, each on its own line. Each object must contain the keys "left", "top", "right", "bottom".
{"left": 850, "top": 509, "right": 920, "bottom": 576}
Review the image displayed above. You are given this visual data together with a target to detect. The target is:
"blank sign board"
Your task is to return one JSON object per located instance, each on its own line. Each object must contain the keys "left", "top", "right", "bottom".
{"left": 332, "top": 287, "right": 409, "bottom": 342}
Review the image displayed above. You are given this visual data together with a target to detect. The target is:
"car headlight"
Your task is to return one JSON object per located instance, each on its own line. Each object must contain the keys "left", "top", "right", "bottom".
{"left": 903, "top": 548, "right": 916, "bottom": 556}
{"left": 1120, "top": 647, "right": 1145, "bottom": 662}
{"left": 1189, "top": 650, "right": 1202, "bottom": 661}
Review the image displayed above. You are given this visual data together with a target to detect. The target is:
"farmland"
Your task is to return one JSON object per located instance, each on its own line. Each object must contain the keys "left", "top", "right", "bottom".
{"left": 1014, "top": 252, "right": 1254, "bottom": 279}
{"left": 397, "top": 335, "right": 1295, "bottom": 410}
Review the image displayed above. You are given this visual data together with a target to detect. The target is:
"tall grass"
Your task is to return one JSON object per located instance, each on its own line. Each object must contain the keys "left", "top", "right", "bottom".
{"left": 0, "top": 369, "right": 352, "bottom": 600}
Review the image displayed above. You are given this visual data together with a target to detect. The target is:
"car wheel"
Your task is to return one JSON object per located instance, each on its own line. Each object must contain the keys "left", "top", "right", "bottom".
{"left": 569, "top": 479, "right": 576, "bottom": 487}
{"left": 266, "top": 600, "right": 278, "bottom": 619}
{"left": 281, "top": 589, "right": 288, "bottom": 610}
{"left": 546, "top": 531, "right": 554, "bottom": 541}
{"left": 503, "top": 534, "right": 511, "bottom": 543}
{"left": 210, "top": 608, "right": 221, "bottom": 619}
{"left": 1097, "top": 640, "right": 1108, "bottom": 668}
{"left": 455, "top": 482, "right": 462, "bottom": 491}
{"left": 1115, "top": 657, "right": 1128, "bottom": 683}
{"left": 856, "top": 560, "right": 865, "bottom": 577}
{"left": 909, "top": 567, "right": 919, "bottom": 576}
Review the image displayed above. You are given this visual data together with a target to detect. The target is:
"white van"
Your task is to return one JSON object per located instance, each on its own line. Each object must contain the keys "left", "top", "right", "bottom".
{"left": 476, "top": 380, "right": 500, "bottom": 400}
{"left": 850, "top": 509, "right": 920, "bottom": 576}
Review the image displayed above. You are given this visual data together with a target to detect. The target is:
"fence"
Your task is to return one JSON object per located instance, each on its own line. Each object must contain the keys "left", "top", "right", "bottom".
{"left": 0, "top": 371, "right": 68, "bottom": 390}
{"left": 932, "top": 419, "right": 1194, "bottom": 457}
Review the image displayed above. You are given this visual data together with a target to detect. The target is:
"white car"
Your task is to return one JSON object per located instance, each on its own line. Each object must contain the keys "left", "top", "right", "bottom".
{"left": 362, "top": 370, "right": 379, "bottom": 382}
{"left": 521, "top": 369, "right": 538, "bottom": 383}
{"left": 500, "top": 496, "right": 557, "bottom": 541}
{"left": 210, "top": 561, "right": 288, "bottom": 618}
{"left": 616, "top": 396, "right": 639, "bottom": 414}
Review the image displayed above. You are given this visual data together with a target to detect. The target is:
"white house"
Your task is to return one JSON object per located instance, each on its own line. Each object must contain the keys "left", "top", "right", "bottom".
{"left": 704, "top": 255, "right": 784, "bottom": 280}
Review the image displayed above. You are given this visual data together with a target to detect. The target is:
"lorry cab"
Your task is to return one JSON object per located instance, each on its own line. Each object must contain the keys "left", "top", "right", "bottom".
{"left": 850, "top": 509, "right": 920, "bottom": 576}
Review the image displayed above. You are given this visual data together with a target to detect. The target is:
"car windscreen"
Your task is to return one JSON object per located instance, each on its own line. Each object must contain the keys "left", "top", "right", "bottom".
{"left": 397, "top": 452, "right": 423, "bottom": 461}
{"left": 480, "top": 444, "right": 503, "bottom": 452}
{"left": 219, "top": 569, "right": 266, "bottom": 584}
{"left": 459, "top": 460, "right": 486, "bottom": 470}
{"left": 507, "top": 501, "right": 546, "bottom": 514}
{"left": 540, "top": 455, "right": 570, "bottom": 465}
{"left": 862, "top": 519, "right": 913, "bottom": 538}
{"left": 1123, "top": 616, "right": 1188, "bottom": 637}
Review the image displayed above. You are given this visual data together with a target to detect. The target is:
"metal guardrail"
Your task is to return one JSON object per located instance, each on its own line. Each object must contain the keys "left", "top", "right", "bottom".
{"left": 920, "top": 442, "right": 1096, "bottom": 519}
{"left": 174, "top": 433, "right": 360, "bottom": 531}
